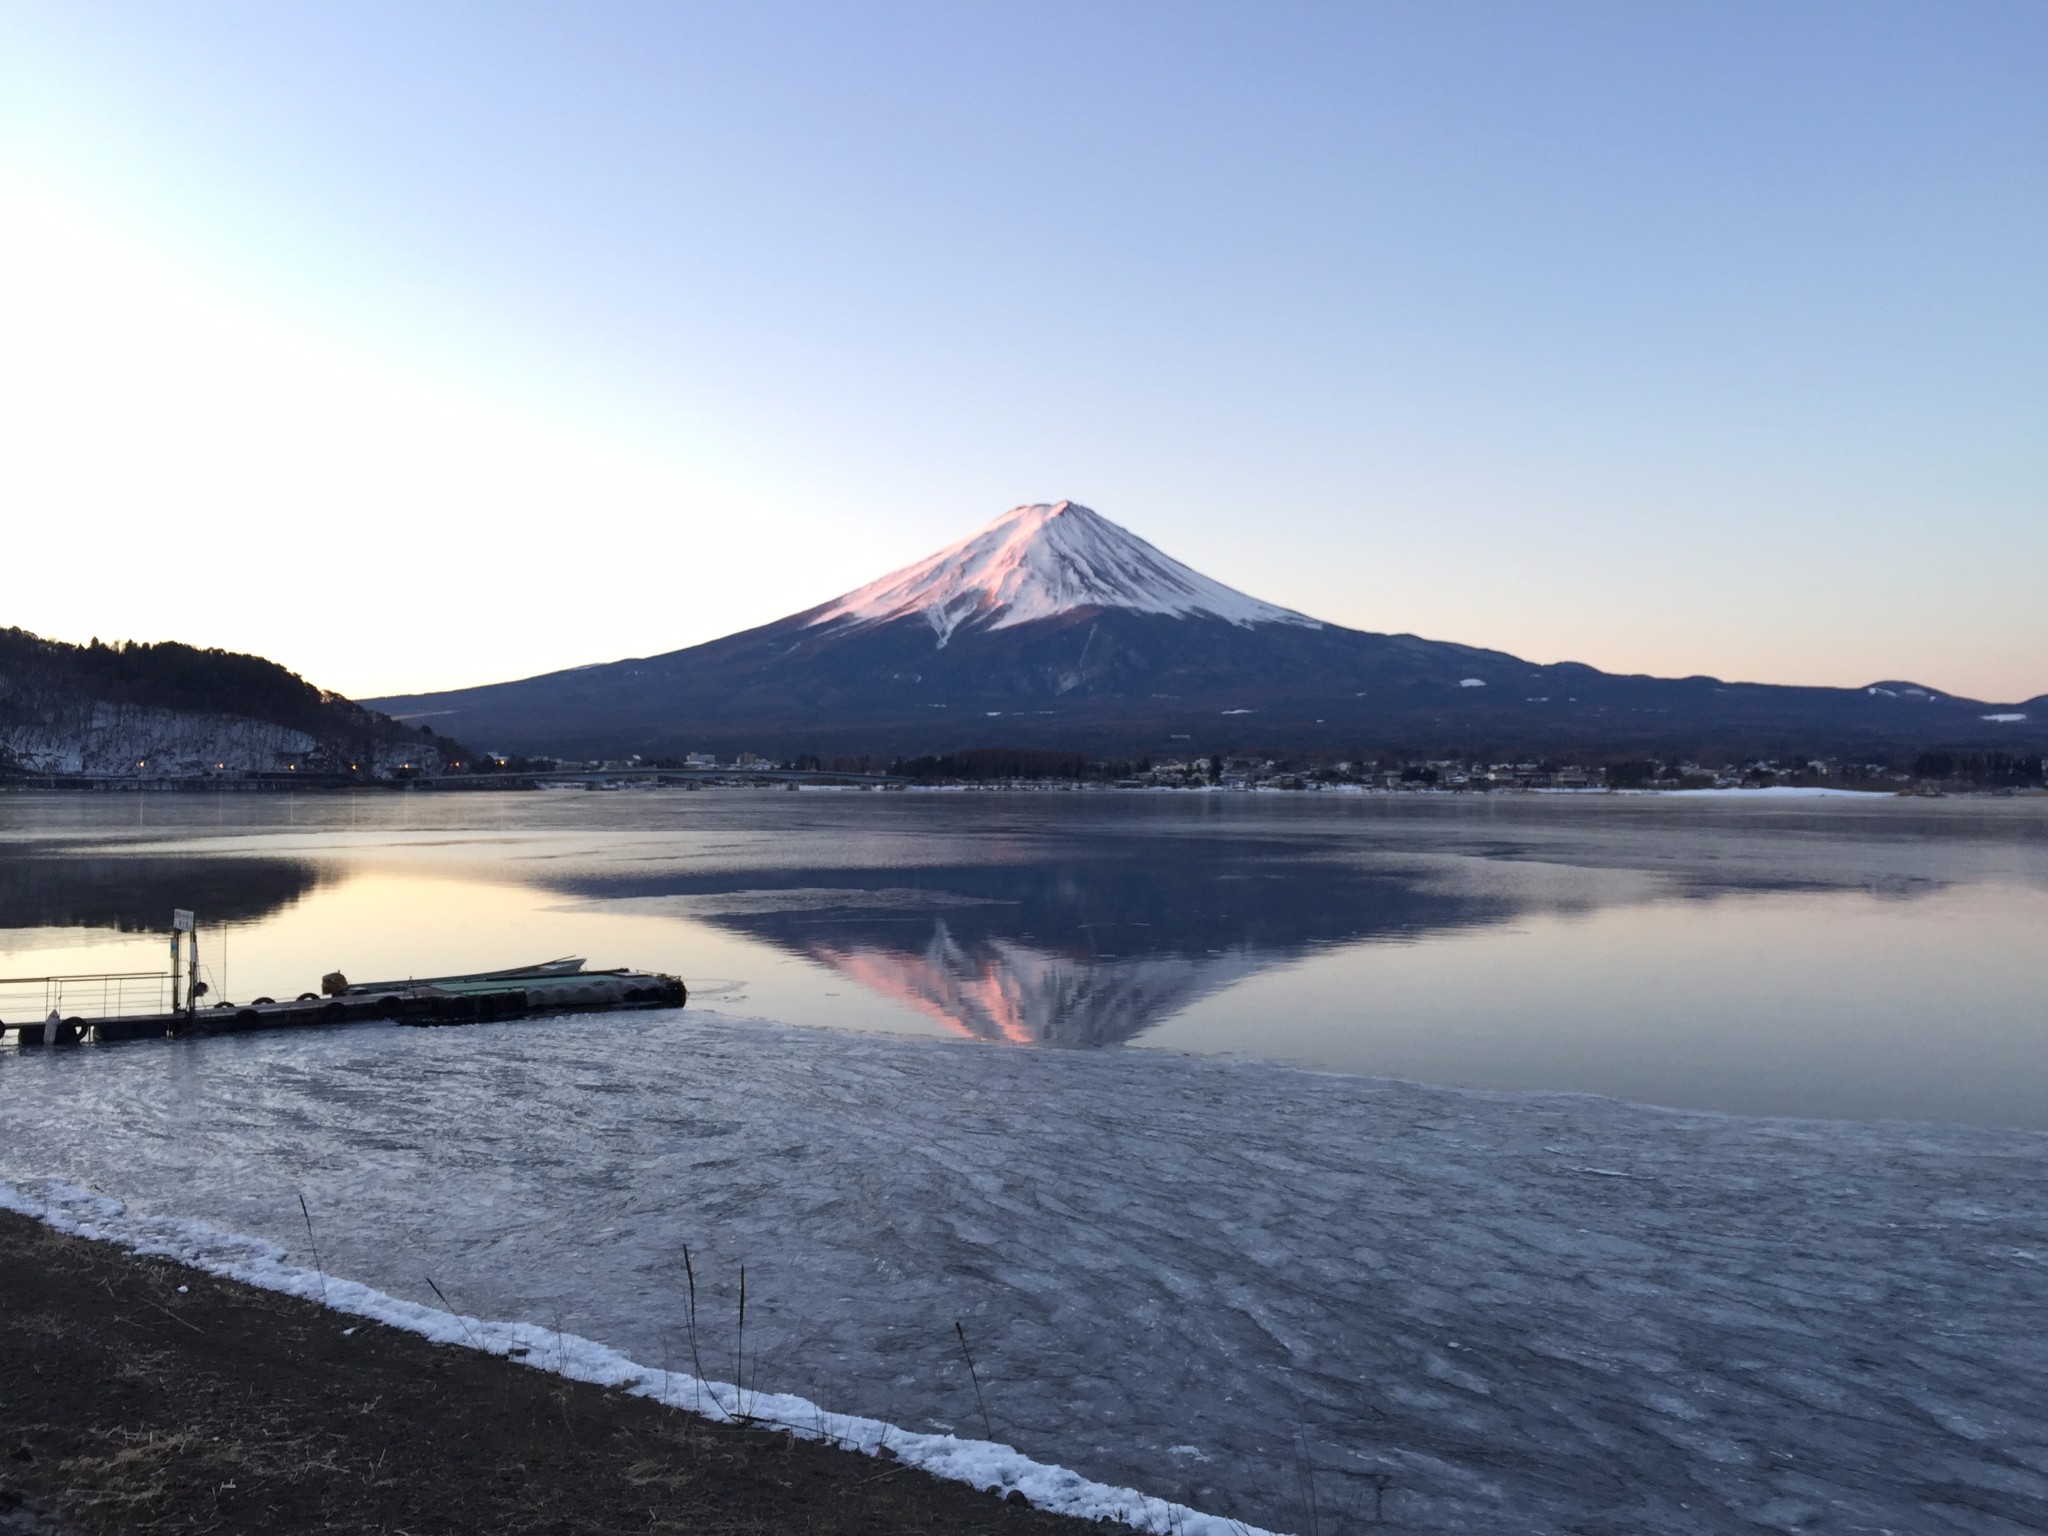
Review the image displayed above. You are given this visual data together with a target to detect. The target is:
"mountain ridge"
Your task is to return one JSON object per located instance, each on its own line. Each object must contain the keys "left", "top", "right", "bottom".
{"left": 368, "top": 504, "right": 2046, "bottom": 761}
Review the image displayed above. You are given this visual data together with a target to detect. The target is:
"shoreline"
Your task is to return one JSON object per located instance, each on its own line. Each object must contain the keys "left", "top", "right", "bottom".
{"left": 0, "top": 1201, "right": 1141, "bottom": 1536}
{"left": 0, "top": 1181, "right": 1258, "bottom": 1536}
{"left": 7, "top": 1012, "right": 2046, "bottom": 1532}
{"left": 5, "top": 776, "right": 2041, "bottom": 798}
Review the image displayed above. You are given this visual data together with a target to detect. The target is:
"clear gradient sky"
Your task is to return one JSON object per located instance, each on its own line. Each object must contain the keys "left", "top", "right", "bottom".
{"left": 2, "top": 2, "right": 2043, "bottom": 702}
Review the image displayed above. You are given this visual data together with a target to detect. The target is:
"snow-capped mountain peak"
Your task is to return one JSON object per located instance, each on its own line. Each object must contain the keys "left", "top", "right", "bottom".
{"left": 806, "top": 501, "right": 1321, "bottom": 646}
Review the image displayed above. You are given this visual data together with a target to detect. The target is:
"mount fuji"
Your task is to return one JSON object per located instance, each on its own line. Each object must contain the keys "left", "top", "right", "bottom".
{"left": 807, "top": 500, "right": 1317, "bottom": 644}
{"left": 371, "top": 502, "right": 2043, "bottom": 759}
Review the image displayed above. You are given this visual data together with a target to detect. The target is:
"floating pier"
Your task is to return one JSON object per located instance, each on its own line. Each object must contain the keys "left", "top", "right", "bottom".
{"left": 3, "top": 937, "right": 686, "bottom": 1048}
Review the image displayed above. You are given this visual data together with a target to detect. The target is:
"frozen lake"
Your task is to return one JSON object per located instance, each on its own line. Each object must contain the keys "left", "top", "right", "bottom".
{"left": 4, "top": 789, "right": 2047, "bottom": 1126}
{"left": 4, "top": 790, "right": 2048, "bottom": 1531}
{"left": 6, "top": 1012, "right": 2047, "bottom": 1534}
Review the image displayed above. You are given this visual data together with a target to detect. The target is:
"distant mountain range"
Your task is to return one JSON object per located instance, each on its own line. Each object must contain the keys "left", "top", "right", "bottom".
{"left": 0, "top": 628, "right": 464, "bottom": 781}
{"left": 346, "top": 499, "right": 2029, "bottom": 761}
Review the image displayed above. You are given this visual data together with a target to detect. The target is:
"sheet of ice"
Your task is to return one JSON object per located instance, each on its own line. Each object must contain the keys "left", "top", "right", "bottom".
{"left": 3, "top": 1013, "right": 2045, "bottom": 1534}
{"left": 0, "top": 1178, "right": 1250, "bottom": 1536}
{"left": 1657, "top": 785, "right": 1893, "bottom": 798}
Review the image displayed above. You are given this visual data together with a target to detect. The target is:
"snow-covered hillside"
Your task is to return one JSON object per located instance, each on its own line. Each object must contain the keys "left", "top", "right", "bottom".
{"left": 0, "top": 628, "right": 452, "bottom": 780}
{"left": 0, "top": 699, "right": 439, "bottom": 779}
{"left": 807, "top": 501, "right": 1321, "bottom": 646}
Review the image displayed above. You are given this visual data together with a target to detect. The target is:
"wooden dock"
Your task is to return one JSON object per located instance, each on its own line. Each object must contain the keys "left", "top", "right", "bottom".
{"left": 4, "top": 959, "right": 686, "bottom": 1047}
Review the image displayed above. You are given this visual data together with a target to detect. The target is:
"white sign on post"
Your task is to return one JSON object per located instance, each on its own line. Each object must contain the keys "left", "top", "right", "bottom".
{"left": 173, "top": 909, "right": 195, "bottom": 933}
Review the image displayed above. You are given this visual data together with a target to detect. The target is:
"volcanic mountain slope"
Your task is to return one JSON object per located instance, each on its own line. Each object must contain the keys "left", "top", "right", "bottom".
{"left": 370, "top": 502, "right": 2046, "bottom": 759}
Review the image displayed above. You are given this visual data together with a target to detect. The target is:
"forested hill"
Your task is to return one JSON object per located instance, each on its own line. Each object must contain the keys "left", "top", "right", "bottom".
{"left": 0, "top": 628, "right": 473, "bottom": 780}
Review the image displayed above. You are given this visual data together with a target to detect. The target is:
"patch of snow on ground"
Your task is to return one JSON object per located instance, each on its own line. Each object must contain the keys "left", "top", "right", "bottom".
{"left": 0, "top": 1175, "right": 1268, "bottom": 1536}
{"left": 1983, "top": 713, "right": 2029, "bottom": 723}
{"left": 1660, "top": 785, "right": 1895, "bottom": 798}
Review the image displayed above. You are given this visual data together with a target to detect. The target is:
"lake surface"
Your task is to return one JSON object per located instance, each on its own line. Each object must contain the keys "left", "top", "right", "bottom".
{"left": 4, "top": 788, "right": 2046, "bottom": 1128}
{"left": 5, "top": 790, "right": 2048, "bottom": 1533}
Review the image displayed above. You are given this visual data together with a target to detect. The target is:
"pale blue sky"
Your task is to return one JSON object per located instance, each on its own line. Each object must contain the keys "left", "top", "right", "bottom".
{"left": 2, "top": 2, "right": 2042, "bottom": 699}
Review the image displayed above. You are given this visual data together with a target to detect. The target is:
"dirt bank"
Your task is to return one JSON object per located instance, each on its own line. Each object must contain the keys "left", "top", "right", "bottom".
{"left": 0, "top": 1208, "right": 1110, "bottom": 1535}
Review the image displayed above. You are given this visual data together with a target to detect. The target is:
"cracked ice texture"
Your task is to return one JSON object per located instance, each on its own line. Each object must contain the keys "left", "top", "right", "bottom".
{"left": 3, "top": 1013, "right": 2045, "bottom": 1533}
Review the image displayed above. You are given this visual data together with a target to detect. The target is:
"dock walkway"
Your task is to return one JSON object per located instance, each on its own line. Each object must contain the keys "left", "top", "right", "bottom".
{"left": 5, "top": 962, "right": 686, "bottom": 1047}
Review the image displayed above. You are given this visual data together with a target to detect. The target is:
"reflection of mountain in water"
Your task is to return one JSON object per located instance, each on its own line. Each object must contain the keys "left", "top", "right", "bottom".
{"left": 812, "top": 924, "right": 1270, "bottom": 1046}
{"left": 0, "top": 855, "right": 328, "bottom": 934}
{"left": 573, "top": 848, "right": 1527, "bottom": 1046}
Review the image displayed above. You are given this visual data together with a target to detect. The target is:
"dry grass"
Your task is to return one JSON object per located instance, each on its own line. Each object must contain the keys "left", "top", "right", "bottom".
{"left": 0, "top": 1209, "right": 1113, "bottom": 1536}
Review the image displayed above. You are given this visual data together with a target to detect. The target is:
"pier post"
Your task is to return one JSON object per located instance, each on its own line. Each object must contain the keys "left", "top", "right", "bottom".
{"left": 174, "top": 909, "right": 196, "bottom": 1020}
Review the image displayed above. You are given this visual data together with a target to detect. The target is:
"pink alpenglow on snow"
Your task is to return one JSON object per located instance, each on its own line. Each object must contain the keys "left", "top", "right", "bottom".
{"left": 806, "top": 501, "right": 1321, "bottom": 648}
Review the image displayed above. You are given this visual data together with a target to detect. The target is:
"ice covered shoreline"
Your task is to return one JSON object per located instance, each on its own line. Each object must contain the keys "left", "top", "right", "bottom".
{"left": 4, "top": 1010, "right": 2046, "bottom": 1532}
{"left": 0, "top": 1171, "right": 1264, "bottom": 1536}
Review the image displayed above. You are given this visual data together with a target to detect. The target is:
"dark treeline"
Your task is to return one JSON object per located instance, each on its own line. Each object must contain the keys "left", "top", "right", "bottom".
{"left": 1910, "top": 751, "right": 2045, "bottom": 787}
{"left": 1607, "top": 752, "right": 2043, "bottom": 790}
{"left": 4, "top": 629, "right": 352, "bottom": 737}
{"left": 744, "top": 742, "right": 2048, "bottom": 790}
{"left": 787, "top": 753, "right": 891, "bottom": 775}
{"left": 0, "top": 628, "right": 482, "bottom": 775}
{"left": 63, "top": 636, "right": 337, "bottom": 733}
{"left": 890, "top": 748, "right": 1154, "bottom": 782}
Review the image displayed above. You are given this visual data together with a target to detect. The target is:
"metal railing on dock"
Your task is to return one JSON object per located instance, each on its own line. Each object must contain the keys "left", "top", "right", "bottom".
{"left": 0, "top": 971, "right": 177, "bottom": 1025}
